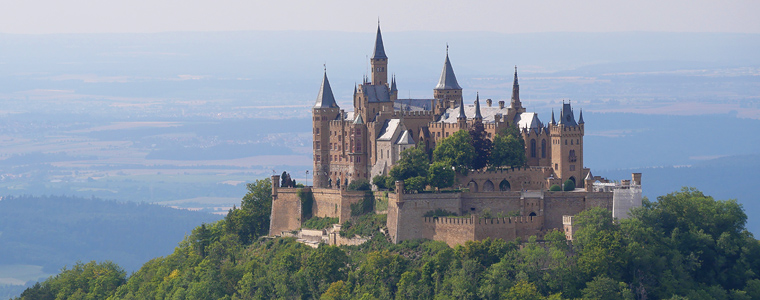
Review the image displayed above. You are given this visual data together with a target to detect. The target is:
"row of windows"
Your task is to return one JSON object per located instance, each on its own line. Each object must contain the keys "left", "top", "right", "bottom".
{"left": 529, "top": 139, "right": 547, "bottom": 158}
{"left": 552, "top": 163, "right": 576, "bottom": 171}
{"left": 552, "top": 138, "right": 581, "bottom": 145}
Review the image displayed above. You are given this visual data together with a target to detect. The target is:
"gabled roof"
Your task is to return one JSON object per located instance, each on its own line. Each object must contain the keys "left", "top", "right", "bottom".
{"left": 353, "top": 114, "right": 364, "bottom": 125}
{"left": 395, "top": 130, "right": 415, "bottom": 145}
{"left": 377, "top": 119, "right": 401, "bottom": 141}
{"left": 314, "top": 71, "right": 339, "bottom": 109}
{"left": 438, "top": 102, "right": 511, "bottom": 124}
{"left": 372, "top": 25, "right": 387, "bottom": 59}
{"left": 515, "top": 112, "right": 542, "bottom": 131}
{"left": 434, "top": 52, "right": 462, "bottom": 90}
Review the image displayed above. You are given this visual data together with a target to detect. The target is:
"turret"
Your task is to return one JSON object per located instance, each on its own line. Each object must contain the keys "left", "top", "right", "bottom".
{"left": 390, "top": 75, "right": 398, "bottom": 101}
{"left": 457, "top": 99, "right": 467, "bottom": 129}
{"left": 433, "top": 46, "right": 463, "bottom": 107}
{"left": 312, "top": 71, "right": 340, "bottom": 188}
{"left": 473, "top": 93, "right": 483, "bottom": 122}
{"left": 371, "top": 24, "right": 388, "bottom": 86}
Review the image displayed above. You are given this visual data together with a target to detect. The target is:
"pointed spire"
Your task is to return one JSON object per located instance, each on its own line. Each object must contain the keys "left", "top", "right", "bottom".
{"left": 474, "top": 93, "right": 483, "bottom": 119}
{"left": 390, "top": 74, "right": 397, "bottom": 93}
{"left": 314, "top": 71, "right": 338, "bottom": 108}
{"left": 551, "top": 109, "right": 556, "bottom": 125}
{"left": 353, "top": 83, "right": 357, "bottom": 96}
{"left": 457, "top": 99, "right": 466, "bottom": 120}
{"left": 578, "top": 109, "right": 584, "bottom": 124}
{"left": 510, "top": 66, "right": 522, "bottom": 109}
{"left": 434, "top": 47, "right": 462, "bottom": 90}
{"left": 372, "top": 24, "right": 387, "bottom": 59}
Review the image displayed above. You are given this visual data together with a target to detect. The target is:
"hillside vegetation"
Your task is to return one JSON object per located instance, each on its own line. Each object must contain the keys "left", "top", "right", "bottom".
{"left": 14, "top": 187, "right": 760, "bottom": 300}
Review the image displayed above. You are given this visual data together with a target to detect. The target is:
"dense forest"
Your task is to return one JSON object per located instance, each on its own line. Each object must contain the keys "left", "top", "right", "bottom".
{"left": 13, "top": 184, "right": 760, "bottom": 300}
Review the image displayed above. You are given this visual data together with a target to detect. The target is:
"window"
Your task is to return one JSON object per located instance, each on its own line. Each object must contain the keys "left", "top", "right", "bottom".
{"left": 565, "top": 140, "right": 567, "bottom": 145}
{"left": 571, "top": 139, "right": 573, "bottom": 145}
{"left": 315, "top": 141, "right": 320, "bottom": 150}
{"left": 530, "top": 139, "right": 537, "bottom": 158}
{"left": 355, "top": 128, "right": 361, "bottom": 135}
{"left": 315, "top": 128, "right": 320, "bottom": 134}
{"left": 356, "top": 142, "right": 362, "bottom": 152}
{"left": 570, "top": 165, "right": 575, "bottom": 171}
{"left": 357, "top": 157, "right": 361, "bottom": 163}
{"left": 541, "top": 139, "right": 546, "bottom": 158}
{"left": 316, "top": 155, "right": 320, "bottom": 161}
{"left": 569, "top": 150, "right": 577, "bottom": 162}
{"left": 555, "top": 163, "right": 558, "bottom": 170}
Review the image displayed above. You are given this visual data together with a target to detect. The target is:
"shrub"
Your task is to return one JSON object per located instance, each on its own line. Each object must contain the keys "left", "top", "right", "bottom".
{"left": 350, "top": 192, "right": 375, "bottom": 216}
{"left": 301, "top": 217, "right": 339, "bottom": 230}
{"left": 423, "top": 209, "right": 458, "bottom": 217}
{"left": 347, "top": 179, "right": 371, "bottom": 191}
{"left": 404, "top": 176, "right": 428, "bottom": 192}
{"left": 297, "top": 188, "right": 314, "bottom": 219}
{"left": 549, "top": 184, "right": 562, "bottom": 191}
{"left": 563, "top": 179, "right": 576, "bottom": 191}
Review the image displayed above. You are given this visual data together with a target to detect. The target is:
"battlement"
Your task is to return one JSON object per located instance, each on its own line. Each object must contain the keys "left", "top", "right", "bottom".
{"left": 423, "top": 215, "right": 539, "bottom": 225}
{"left": 467, "top": 166, "right": 551, "bottom": 175}
{"left": 392, "top": 110, "right": 435, "bottom": 118}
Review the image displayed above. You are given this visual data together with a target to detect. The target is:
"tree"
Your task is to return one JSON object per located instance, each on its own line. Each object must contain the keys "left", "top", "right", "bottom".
{"left": 428, "top": 161, "right": 455, "bottom": 190}
{"left": 469, "top": 121, "right": 493, "bottom": 170}
{"left": 404, "top": 176, "right": 428, "bottom": 193}
{"left": 490, "top": 131, "right": 526, "bottom": 168}
{"left": 224, "top": 178, "right": 273, "bottom": 244}
{"left": 281, "top": 171, "right": 293, "bottom": 187}
{"left": 389, "top": 146, "right": 429, "bottom": 182}
{"left": 433, "top": 130, "right": 475, "bottom": 174}
{"left": 372, "top": 175, "right": 388, "bottom": 189}
{"left": 347, "top": 179, "right": 371, "bottom": 191}
{"left": 581, "top": 275, "right": 634, "bottom": 300}
{"left": 549, "top": 184, "right": 561, "bottom": 191}
{"left": 563, "top": 179, "right": 575, "bottom": 191}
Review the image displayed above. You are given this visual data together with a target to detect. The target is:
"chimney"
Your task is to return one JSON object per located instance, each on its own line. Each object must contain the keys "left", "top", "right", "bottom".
{"left": 486, "top": 99, "right": 492, "bottom": 107}
{"left": 494, "top": 114, "right": 502, "bottom": 123}
{"left": 632, "top": 173, "right": 642, "bottom": 185}
{"left": 498, "top": 100, "right": 505, "bottom": 109}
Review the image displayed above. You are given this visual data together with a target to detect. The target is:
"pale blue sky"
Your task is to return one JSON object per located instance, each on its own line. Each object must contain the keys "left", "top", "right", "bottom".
{"left": 1, "top": 0, "right": 759, "bottom": 34}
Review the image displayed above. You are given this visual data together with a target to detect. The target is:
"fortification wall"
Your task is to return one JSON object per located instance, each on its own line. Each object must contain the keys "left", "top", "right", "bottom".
{"left": 459, "top": 167, "right": 553, "bottom": 192}
{"left": 423, "top": 217, "right": 475, "bottom": 247}
{"left": 542, "top": 191, "right": 613, "bottom": 229}
{"left": 269, "top": 187, "right": 303, "bottom": 236}
{"left": 311, "top": 188, "right": 365, "bottom": 223}
{"left": 421, "top": 215, "right": 544, "bottom": 247}
{"left": 460, "top": 192, "right": 524, "bottom": 216}
{"left": 388, "top": 192, "right": 462, "bottom": 243}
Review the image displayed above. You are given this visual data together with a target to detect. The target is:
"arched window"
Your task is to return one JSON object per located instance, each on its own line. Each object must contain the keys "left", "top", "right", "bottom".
{"left": 569, "top": 150, "right": 577, "bottom": 162}
{"left": 483, "top": 180, "right": 494, "bottom": 192}
{"left": 530, "top": 139, "right": 537, "bottom": 158}
{"left": 541, "top": 139, "right": 546, "bottom": 158}
{"left": 499, "top": 180, "right": 511, "bottom": 191}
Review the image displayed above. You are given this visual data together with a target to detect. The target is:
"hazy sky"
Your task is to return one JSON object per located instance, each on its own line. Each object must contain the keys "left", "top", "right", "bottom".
{"left": 2, "top": 0, "right": 759, "bottom": 34}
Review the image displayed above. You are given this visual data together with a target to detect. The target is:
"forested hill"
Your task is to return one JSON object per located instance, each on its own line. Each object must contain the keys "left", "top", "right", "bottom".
{"left": 13, "top": 187, "right": 760, "bottom": 300}
{"left": 0, "top": 195, "right": 222, "bottom": 298}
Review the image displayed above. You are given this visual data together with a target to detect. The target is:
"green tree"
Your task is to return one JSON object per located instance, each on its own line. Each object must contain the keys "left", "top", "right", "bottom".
{"left": 469, "top": 121, "right": 493, "bottom": 170}
{"left": 504, "top": 281, "right": 544, "bottom": 300}
{"left": 389, "top": 146, "right": 429, "bottom": 182}
{"left": 321, "top": 281, "right": 350, "bottom": 300}
{"left": 347, "top": 178, "right": 371, "bottom": 191}
{"left": 490, "top": 131, "right": 526, "bottom": 168}
{"left": 428, "top": 161, "right": 455, "bottom": 190}
{"left": 224, "top": 178, "right": 272, "bottom": 244}
{"left": 549, "top": 184, "right": 561, "bottom": 191}
{"left": 372, "top": 175, "right": 388, "bottom": 189}
{"left": 404, "top": 176, "right": 428, "bottom": 192}
{"left": 433, "top": 130, "right": 476, "bottom": 174}
{"left": 581, "top": 275, "right": 634, "bottom": 300}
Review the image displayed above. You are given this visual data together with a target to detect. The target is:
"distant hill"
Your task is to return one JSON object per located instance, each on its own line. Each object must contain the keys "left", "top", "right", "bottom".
{"left": 0, "top": 195, "right": 223, "bottom": 298}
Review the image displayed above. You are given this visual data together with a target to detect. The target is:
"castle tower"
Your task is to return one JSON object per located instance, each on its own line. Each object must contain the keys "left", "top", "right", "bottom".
{"left": 371, "top": 25, "right": 388, "bottom": 86}
{"left": 312, "top": 71, "right": 341, "bottom": 188}
{"left": 549, "top": 102, "right": 584, "bottom": 188}
{"left": 390, "top": 75, "right": 398, "bottom": 101}
{"left": 433, "top": 46, "right": 463, "bottom": 110}
{"left": 457, "top": 98, "right": 467, "bottom": 129}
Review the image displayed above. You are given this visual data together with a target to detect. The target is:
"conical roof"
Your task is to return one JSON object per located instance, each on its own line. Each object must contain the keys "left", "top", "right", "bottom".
{"left": 551, "top": 109, "right": 556, "bottom": 125}
{"left": 434, "top": 50, "right": 462, "bottom": 90}
{"left": 314, "top": 71, "right": 339, "bottom": 109}
{"left": 474, "top": 93, "right": 483, "bottom": 119}
{"left": 390, "top": 75, "right": 397, "bottom": 93}
{"left": 372, "top": 25, "right": 387, "bottom": 59}
{"left": 457, "top": 99, "right": 466, "bottom": 119}
{"left": 510, "top": 66, "right": 521, "bottom": 108}
{"left": 578, "top": 109, "right": 585, "bottom": 124}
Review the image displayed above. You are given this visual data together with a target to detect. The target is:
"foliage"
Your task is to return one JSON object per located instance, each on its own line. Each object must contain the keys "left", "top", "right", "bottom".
{"left": 348, "top": 179, "right": 372, "bottom": 191}
{"left": 490, "top": 129, "right": 527, "bottom": 168}
{"left": 351, "top": 192, "right": 375, "bottom": 216}
{"left": 433, "top": 130, "right": 476, "bottom": 174}
{"left": 549, "top": 184, "right": 561, "bottom": 191}
{"left": 563, "top": 179, "right": 575, "bottom": 191}
{"left": 340, "top": 214, "right": 387, "bottom": 238}
{"left": 14, "top": 261, "right": 125, "bottom": 300}
{"left": 423, "top": 209, "right": 458, "bottom": 218}
{"left": 281, "top": 171, "right": 296, "bottom": 188}
{"left": 469, "top": 121, "right": 493, "bottom": 170}
{"left": 302, "top": 217, "right": 339, "bottom": 230}
{"left": 372, "top": 175, "right": 388, "bottom": 189}
{"left": 403, "top": 176, "right": 428, "bottom": 192}
{"left": 224, "top": 178, "right": 272, "bottom": 244}
{"left": 298, "top": 188, "right": 314, "bottom": 219}
{"left": 428, "top": 161, "right": 456, "bottom": 190}
{"left": 389, "top": 146, "right": 429, "bottom": 183}
{"left": 19, "top": 187, "right": 760, "bottom": 300}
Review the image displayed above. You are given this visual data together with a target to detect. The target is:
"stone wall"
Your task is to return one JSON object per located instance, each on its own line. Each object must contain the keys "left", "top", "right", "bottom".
{"left": 269, "top": 187, "right": 303, "bottom": 236}
{"left": 422, "top": 215, "right": 544, "bottom": 247}
{"left": 387, "top": 191, "right": 462, "bottom": 243}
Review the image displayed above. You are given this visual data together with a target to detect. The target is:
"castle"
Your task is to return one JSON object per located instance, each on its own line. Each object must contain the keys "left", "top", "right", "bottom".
{"left": 269, "top": 25, "right": 642, "bottom": 246}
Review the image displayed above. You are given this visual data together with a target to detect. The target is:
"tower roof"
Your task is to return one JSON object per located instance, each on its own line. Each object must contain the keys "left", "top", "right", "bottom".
{"left": 372, "top": 25, "right": 387, "bottom": 59}
{"left": 390, "top": 75, "right": 397, "bottom": 93}
{"left": 434, "top": 49, "right": 462, "bottom": 90}
{"left": 578, "top": 109, "right": 585, "bottom": 124}
{"left": 510, "top": 66, "right": 522, "bottom": 109}
{"left": 457, "top": 99, "right": 466, "bottom": 119}
{"left": 314, "top": 71, "right": 339, "bottom": 109}
{"left": 474, "top": 93, "right": 483, "bottom": 119}
{"left": 557, "top": 102, "right": 578, "bottom": 126}
{"left": 551, "top": 109, "right": 556, "bottom": 125}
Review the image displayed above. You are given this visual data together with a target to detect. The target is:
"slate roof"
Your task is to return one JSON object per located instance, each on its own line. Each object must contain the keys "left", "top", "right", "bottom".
{"left": 353, "top": 114, "right": 364, "bottom": 124}
{"left": 377, "top": 119, "right": 401, "bottom": 141}
{"left": 557, "top": 102, "right": 578, "bottom": 126}
{"left": 372, "top": 25, "right": 387, "bottom": 59}
{"left": 434, "top": 53, "right": 462, "bottom": 90}
{"left": 395, "top": 130, "right": 415, "bottom": 145}
{"left": 515, "top": 112, "right": 542, "bottom": 131}
{"left": 438, "top": 102, "right": 511, "bottom": 123}
{"left": 313, "top": 72, "right": 339, "bottom": 108}
{"left": 362, "top": 84, "right": 391, "bottom": 103}
{"left": 394, "top": 99, "right": 433, "bottom": 111}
